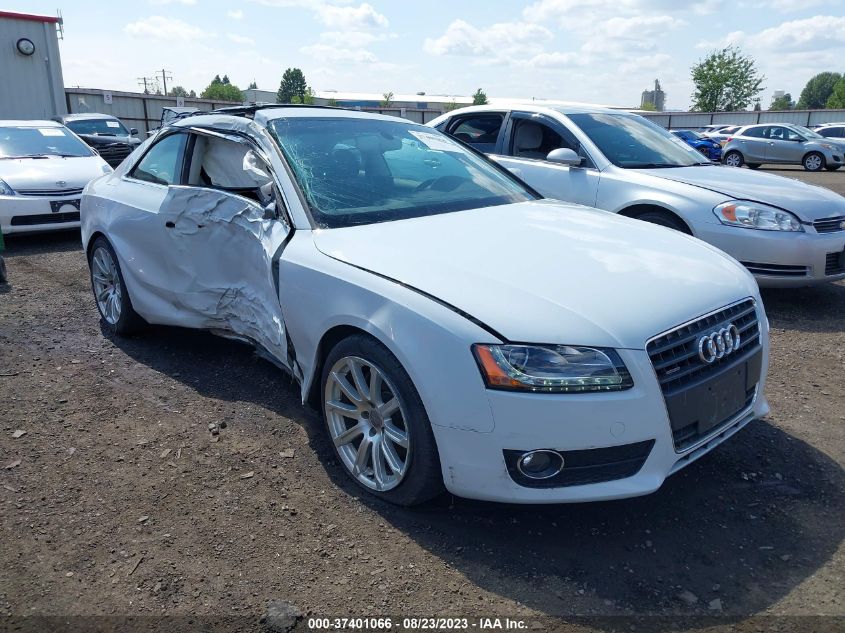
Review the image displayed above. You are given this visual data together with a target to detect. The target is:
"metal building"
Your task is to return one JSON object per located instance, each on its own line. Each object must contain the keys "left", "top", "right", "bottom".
{"left": 0, "top": 10, "right": 66, "bottom": 119}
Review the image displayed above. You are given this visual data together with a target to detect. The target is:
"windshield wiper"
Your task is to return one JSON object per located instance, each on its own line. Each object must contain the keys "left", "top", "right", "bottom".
{"left": 0, "top": 154, "right": 50, "bottom": 159}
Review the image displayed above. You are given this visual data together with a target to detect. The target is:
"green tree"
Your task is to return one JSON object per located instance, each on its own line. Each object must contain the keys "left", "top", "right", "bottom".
{"left": 327, "top": 97, "right": 338, "bottom": 107}
{"left": 827, "top": 78, "right": 845, "bottom": 108}
{"left": 444, "top": 99, "right": 460, "bottom": 112}
{"left": 276, "top": 68, "right": 308, "bottom": 103}
{"left": 472, "top": 88, "right": 488, "bottom": 105}
{"left": 168, "top": 86, "right": 189, "bottom": 97}
{"left": 797, "top": 72, "right": 842, "bottom": 109}
{"left": 200, "top": 76, "right": 243, "bottom": 101}
{"left": 690, "top": 46, "right": 765, "bottom": 112}
{"left": 639, "top": 101, "right": 657, "bottom": 111}
{"left": 381, "top": 91, "right": 394, "bottom": 106}
{"left": 247, "top": 80, "right": 257, "bottom": 90}
{"left": 769, "top": 92, "right": 794, "bottom": 110}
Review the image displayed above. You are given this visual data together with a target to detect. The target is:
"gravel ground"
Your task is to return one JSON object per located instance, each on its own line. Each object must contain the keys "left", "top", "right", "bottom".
{"left": 0, "top": 168, "right": 843, "bottom": 632}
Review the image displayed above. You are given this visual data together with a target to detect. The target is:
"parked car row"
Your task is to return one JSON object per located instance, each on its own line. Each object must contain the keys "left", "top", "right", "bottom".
{"left": 4, "top": 105, "right": 845, "bottom": 507}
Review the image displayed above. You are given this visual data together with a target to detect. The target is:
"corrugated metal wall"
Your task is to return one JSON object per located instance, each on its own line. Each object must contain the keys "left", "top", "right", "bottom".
{"left": 65, "top": 89, "right": 239, "bottom": 135}
{"left": 0, "top": 15, "right": 66, "bottom": 119}
{"left": 643, "top": 109, "right": 845, "bottom": 129}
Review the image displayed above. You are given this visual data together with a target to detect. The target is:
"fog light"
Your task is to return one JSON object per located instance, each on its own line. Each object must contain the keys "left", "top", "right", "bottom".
{"left": 516, "top": 450, "right": 564, "bottom": 480}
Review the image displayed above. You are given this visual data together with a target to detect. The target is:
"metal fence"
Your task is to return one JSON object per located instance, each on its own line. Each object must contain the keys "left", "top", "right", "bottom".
{"left": 64, "top": 88, "right": 845, "bottom": 133}
{"left": 64, "top": 88, "right": 241, "bottom": 135}
{"left": 642, "top": 109, "right": 845, "bottom": 129}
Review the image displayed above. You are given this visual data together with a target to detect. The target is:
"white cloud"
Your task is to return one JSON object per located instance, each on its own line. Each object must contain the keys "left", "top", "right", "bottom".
{"left": 227, "top": 9, "right": 244, "bottom": 19}
{"left": 315, "top": 3, "right": 389, "bottom": 29}
{"left": 299, "top": 42, "right": 378, "bottom": 63}
{"left": 742, "top": 0, "right": 839, "bottom": 12}
{"left": 423, "top": 19, "right": 552, "bottom": 58}
{"left": 227, "top": 33, "right": 255, "bottom": 45}
{"left": 124, "top": 16, "right": 209, "bottom": 41}
{"left": 148, "top": 0, "right": 197, "bottom": 5}
{"left": 525, "top": 51, "right": 581, "bottom": 68}
{"left": 749, "top": 14, "right": 845, "bottom": 51}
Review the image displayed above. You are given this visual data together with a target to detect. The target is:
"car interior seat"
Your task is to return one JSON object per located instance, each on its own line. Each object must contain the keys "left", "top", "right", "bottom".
{"left": 514, "top": 123, "right": 546, "bottom": 159}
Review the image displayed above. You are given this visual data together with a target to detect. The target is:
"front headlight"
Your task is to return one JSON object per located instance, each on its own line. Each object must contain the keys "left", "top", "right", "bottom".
{"left": 713, "top": 201, "right": 803, "bottom": 232}
{"left": 472, "top": 344, "right": 633, "bottom": 393}
{"left": 0, "top": 178, "right": 15, "bottom": 196}
{"left": 821, "top": 144, "right": 836, "bottom": 150}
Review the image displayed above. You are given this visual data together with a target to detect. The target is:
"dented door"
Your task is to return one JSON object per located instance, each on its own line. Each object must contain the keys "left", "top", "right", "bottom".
{"left": 157, "top": 186, "right": 291, "bottom": 364}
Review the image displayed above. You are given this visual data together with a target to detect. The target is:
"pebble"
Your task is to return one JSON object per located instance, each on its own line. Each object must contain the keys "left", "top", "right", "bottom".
{"left": 4, "top": 459, "right": 21, "bottom": 470}
{"left": 138, "top": 516, "right": 150, "bottom": 523}
{"left": 279, "top": 449, "right": 295, "bottom": 459}
{"left": 12, "top": 430, "right": 26, "bottom": 439}
{"left": 677, "top": 590, "right": 698, "bottom": 606}
{"left": 261, "top": 599, "right": 302, "bottom": 633}
{"left": 708, "top": 598, "right": 722, "bottom": 611}
{"left": 241, "top": 471, "right": 255, "bottom": 479}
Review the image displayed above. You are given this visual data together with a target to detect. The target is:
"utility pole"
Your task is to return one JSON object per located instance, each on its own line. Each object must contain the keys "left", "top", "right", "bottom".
{"left": 137, "top": 77, "right": 155, "bottom": 94}
{"left": 155, "top": 69, "right": 173, "bottom": 96}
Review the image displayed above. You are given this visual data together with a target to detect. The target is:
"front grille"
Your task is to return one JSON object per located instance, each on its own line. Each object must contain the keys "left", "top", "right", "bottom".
{"left": 826, "top": 251, "right": 845, "bottom": 275}
{"left": 16, "top": 188, "right": 84, "bottom": 197}
{"left": 814, "top": 216, "right": 845, "bottom": 233}
{"left": 740, "top": 261, "right": 809, "bottom": 277}
{"left": 11, "top": 211, "right": 80, "bottom": 226}
{"left": 95, "top": 144, "right": 133, "bottom": 167}
{"left": 647, "top": 299, "right": 760, "bottom": 393}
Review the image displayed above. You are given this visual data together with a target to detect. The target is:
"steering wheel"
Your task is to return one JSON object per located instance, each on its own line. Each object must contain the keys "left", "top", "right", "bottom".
{"left": 414, "top": 175, "right": 466, "bottom": 192}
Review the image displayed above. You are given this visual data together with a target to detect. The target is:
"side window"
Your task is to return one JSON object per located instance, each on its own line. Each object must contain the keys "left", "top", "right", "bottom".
{"left": 509, "top": 117, "right": 589, "bottom": 165}
{"left": 130, "top": 133, "right": 187, "bottom": 185}
{"left": 448, "top": 114, "right": 503, "bottom": 152}
{"left": 786, "top": 128, "right": 804, "bottom": 141}
{"left": 743, "top": 127, "right": 765, "bottom": 139}
{"left": 185, "top": 134, "right": 273, "bottom": 204}
{"left": 768, "top": 126, "right": 787, "bottom": 141}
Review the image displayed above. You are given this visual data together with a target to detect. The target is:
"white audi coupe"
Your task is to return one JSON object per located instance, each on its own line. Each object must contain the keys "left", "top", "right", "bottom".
{"left": 80, "top": 106, "right": 770, "bottom": 505}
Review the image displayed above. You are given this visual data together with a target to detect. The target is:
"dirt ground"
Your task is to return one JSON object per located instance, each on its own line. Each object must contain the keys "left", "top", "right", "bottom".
{"left": 0, "top": 167, "right": 843, "bottom": 632}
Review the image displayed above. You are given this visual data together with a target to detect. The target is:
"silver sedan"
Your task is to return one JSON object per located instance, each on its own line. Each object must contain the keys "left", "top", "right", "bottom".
{"left": 722, "top": 123, "right": 844, "bottom": 172}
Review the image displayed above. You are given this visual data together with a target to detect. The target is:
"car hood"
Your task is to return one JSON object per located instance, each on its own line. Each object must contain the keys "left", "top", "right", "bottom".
{"left": 312, "top": 200, "right": 758, "bottom": 349}
{"left": 0, "top": 156, "right": 108, "bottom": 191}
{"left": 635, "top": 164, "right": 845, "bottom": 221}
{"left": 78, "top": 133, "right": 141, "bottom": 147}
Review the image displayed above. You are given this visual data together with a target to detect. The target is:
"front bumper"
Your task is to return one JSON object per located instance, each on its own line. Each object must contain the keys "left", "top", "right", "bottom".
{"left": 695, "top": 221, "right": 845, "bottom": 287}
{"left": 432, "top": 343, "right": 770, "bottom": 504}
{"left": 0, "top": 195, "right": 82, "bottom": 234}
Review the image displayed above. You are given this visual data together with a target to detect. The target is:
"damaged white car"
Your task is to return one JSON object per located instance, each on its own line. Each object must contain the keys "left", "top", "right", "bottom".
{"left": 81, "top": 106, "right": 769, "bottom": 505}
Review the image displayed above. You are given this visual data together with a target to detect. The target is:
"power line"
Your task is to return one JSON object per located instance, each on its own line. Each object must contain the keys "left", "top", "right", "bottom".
{"left": 137, "top": 77, "right": 155, "bottom": 94}
{"left": 155, "top": 69, "right": 174, "bottom": 96}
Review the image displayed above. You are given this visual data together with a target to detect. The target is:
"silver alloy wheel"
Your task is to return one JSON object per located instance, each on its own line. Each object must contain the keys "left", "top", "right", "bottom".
{"left": 91, "top": 246, "right": 122, "bottom": 325}
{"left": 804, "top": 154, "right": 822, "bottom": 171}
{"left": 725, "top": 152, "right": 742, "bottom": 167}
{"left": 324, "top": 355, "right": 411, "bottom": 492}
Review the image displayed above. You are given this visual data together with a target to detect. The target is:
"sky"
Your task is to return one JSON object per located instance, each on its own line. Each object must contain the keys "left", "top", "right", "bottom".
{"left": 11, "top": 0, "right": 845, "bottom": 110}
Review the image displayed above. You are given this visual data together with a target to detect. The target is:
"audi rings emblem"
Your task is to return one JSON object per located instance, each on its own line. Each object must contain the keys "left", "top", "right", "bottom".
{"left": 698, "top": 324, "right": 741, "bottom": 364}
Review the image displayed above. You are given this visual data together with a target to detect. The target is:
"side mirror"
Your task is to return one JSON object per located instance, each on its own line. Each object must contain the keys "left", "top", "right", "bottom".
{"left": 794, "top": 137, "right": 805, "bottom": 143}
{"left": 130, "top": 128, "right": 138, "bottom": 136}
{"left": 546, "top": 147, "right": 583, "bottom": 166}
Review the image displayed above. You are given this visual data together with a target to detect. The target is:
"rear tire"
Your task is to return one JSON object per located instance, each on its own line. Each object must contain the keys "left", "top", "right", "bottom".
{"left": 825, "top": 165, "right": 841, "bottom": 171}
{"left": 635, "top": 210, "right": 692, "bottom": 235}
{"left": 88, "top": 236, "right": 144, "bottom": 335}
{"left": 803, "top": 152, "right": 825, "bottom": 172}
{"left": 0, "top": 256, "right": 6, "bottom": 284}
{"left": 320, "top": 334, "right": 444, "bottom": 506}
{"left": 724, "top": 151, "right": 744, "bottom": 168}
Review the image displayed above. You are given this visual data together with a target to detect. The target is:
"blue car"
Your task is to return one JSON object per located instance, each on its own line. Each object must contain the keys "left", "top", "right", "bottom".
{"left": 671, "top": 130, "right": 722, "bottom": 161}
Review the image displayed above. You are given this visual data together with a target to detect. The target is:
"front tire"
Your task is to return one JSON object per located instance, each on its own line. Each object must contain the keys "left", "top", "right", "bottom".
{"left": 89, "top": 237, "right": 143, "bottom": 335}
{"left": 724, "top": 151, "right": 744, "bottom": 168}
{"left": 321, "top": 334, "right": 444, "bottom": 506}
{"left": 0, "top": 256, "right": 7, "bottom": 284}
{"left": 803, "top": 152, "right": 825, "bottom": 172}
{"left": 635, "top": 210, "right": 691, "bottom": 234}
{"left": 747, "top": 163, "right": 761, "bottom": 170}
